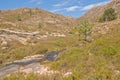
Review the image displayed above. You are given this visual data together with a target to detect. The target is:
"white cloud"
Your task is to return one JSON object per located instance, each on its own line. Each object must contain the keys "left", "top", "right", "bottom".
{"left": 53, "top": 0, "right": 71, "bottom": 7}
{"left": 65, "top": 6, "right": 80, "bottom": 12}
{"left": 29, "top": 0, "right": 42, "bottom": 5}
{"left": 29, "top": 0, "right": 37, "bottom": 3}
{"left": 49, "top": 0, "right": 111, "bottom": 14}
{"left": 51, "top": 6, "right": 80, "bottom": 13}
{"left": 50, "top": 9, "right": 64, "bottom": 13}
{"left": 36, "top": 2, "right": 41, "bottom": 5}
{"left": 54, "top": 3, "right": 66, "bottom": 7}
{"left": 81, "top": 1, "right": 110, "bottom": 11}
{"left": 81, "top": 5, "right": 95, "bottom": 11}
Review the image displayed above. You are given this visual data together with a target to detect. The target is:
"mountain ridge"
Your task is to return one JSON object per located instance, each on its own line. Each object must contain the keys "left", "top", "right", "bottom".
{"left": 0, "top": 7, "right": 76, "bottom": 33}
{"left": 77, "top": 0, "right": 120, "bottom": 22}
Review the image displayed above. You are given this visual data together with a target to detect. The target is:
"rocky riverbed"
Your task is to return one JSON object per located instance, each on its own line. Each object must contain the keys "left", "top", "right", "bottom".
{"left": 0, "top": 50, "right": 65, "bottom": 78}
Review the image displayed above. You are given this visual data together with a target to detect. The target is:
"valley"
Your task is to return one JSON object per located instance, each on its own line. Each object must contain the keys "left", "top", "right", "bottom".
{"left": 0, "top": 0, "right": 120, "bottom": 80}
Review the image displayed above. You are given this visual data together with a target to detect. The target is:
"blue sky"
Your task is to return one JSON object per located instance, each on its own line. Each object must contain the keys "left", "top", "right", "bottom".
{"left": 0, "top": 0, "right": 110, "bottom": 18}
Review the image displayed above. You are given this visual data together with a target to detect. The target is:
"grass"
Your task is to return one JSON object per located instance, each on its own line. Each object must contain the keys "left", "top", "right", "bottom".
{"left": 1, "top": 72, "right": 63, "bottom": 80}
{"left": 0, "top": 8, "right": 75, "bottom": 33}
{"left": 0, "top": 35, "right": 79, "bottom": 66}
{"left": 50, "top": 23, "right": 120, "bottom": 80}
{"left": 0, "top": 18, "right": 120, "bottom": 80}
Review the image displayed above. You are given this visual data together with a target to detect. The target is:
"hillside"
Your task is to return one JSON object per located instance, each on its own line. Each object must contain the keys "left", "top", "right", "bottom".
{"left": 0, "top": 8, "right": 77, "bottom": 48}
{"left": 77, "top": 0, "right": 120, "bottom": 22}
{"left": 0, "top": 8, "right": 76, "bottom": 33}
{"left": 0, "top": 0, "right": 120, "bottom": 80}
{"left": 0, "top": 8, "right": 77, "bottom": 68}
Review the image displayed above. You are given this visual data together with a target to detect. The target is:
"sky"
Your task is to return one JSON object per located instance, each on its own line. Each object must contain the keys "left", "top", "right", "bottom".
{"left": 0, "top": 0, "right": 111, "bottom": 18}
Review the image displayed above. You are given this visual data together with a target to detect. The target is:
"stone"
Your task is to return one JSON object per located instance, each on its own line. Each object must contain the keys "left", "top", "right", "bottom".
{"left": 63, "top": 72, "right": 72, "bottom": 77}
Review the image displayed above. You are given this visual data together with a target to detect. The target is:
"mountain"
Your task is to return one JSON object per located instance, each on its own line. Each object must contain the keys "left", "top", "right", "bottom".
{"left": 0, "top": 0, "right": 120, "bottom": 80}
{"left": 0, "top": 8, "right": 76, "bottom": 33}
{"left": 77, "top": 0, "right": 120, "bottom": 22}
{"left": 0, "top": 8, "right": 76, "bottom": 46}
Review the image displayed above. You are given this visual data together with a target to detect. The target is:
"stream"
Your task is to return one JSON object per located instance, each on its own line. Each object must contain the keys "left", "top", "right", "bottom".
{"left": 0, "top": 50, "right": 65, "bottom": 78}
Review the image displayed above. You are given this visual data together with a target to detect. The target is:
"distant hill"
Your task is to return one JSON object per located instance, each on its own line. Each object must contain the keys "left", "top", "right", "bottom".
{"left": 0, "top": 8, "right": 78, "bottom": 47}
{"left": 77, "top": 0, "right": 120, "bottom": 22}
{"left": 0, "top": 8, "right": 76, "bottom": 33}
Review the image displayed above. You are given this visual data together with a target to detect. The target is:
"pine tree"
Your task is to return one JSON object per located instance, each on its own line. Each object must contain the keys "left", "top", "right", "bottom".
{"left": 78, "top": 20, "right": 93, "bottom": 42}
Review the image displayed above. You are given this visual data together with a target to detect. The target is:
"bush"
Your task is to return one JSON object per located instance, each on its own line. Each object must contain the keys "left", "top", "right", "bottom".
{"left": 68, "top": 31, "right": 74, "bottom": 34}
{"left": 78, "top": 20, "right": 93, "bottom": 41}
{"left": 17, "top": 15, "right": 22, "bottom": 21}
{"left": 29, "top": 9, "right": 32, "bottom": 16}
{"left": 99, "top": 8, "right": 117, "bottom": 22}
{"left": 38, "top": 22, "right": 43, "bottom": 28}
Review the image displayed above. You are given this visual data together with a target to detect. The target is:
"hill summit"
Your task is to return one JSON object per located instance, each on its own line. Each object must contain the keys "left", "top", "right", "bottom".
{"left": 78, "top": 0, "right": 120, "bottom": 22}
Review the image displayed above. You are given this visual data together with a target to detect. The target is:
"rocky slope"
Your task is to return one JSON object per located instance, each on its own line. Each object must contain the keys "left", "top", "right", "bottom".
{"left": 0, "top": 8, "right": 72, "bottom": 47}
{"left": 77, "top": 0, "right": 120, "bottom": 22}
{"left": 0, "top": 8, "right": 76, "bottom": 33}
{"left": 0, "top": 0, "right": 120, "bottom": 79}
{"left": 0, "top": 51, "right": 58, "bottom": 77}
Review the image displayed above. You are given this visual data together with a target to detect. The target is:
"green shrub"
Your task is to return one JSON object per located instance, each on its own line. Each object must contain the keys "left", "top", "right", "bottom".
{"left": 78, "top": 20, "right": 93, "bottom": 41}
{"left": 29, "top": 9, "right": 32, "bottom": 16}
{"left": 38, "top": 22, "right": 43, "bottom": 28}
{"left": 17, "top": 15, "right": 22, "bottom": 21}
{"left": 68, "top": 31, "right": 74, "bottom": 34}
{"left": 99, "top": 8, "right": 117, "bottom": 22}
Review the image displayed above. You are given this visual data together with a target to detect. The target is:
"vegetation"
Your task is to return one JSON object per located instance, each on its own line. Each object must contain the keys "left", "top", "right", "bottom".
{"left": 51, "top": 25, "right": 120, "bottom": 80}
{"left": 29, "top": 9, "right": 32, "bottom": 16}
{"left": 38, "top": 22, "right": 43, "bottom": 28}
{"left": 78, "top": 20, "right": 93, "bottom": 42}
{"left": 99, "top": 8, "right": 117, "bottom": 22}
{"left": 0, "top": 35, "right": 79, "bottom": 66}
{"left": 1, "top": 18, "right": 120, "bottom": 80}
{"left": 17, "top": 15, "right": 22, "bottom": 21}
{"left": 1, "top": 73, "right": 63, "bottom": 80}
{"left": 0, "top": 1, "right": 120, "bottom": 79}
